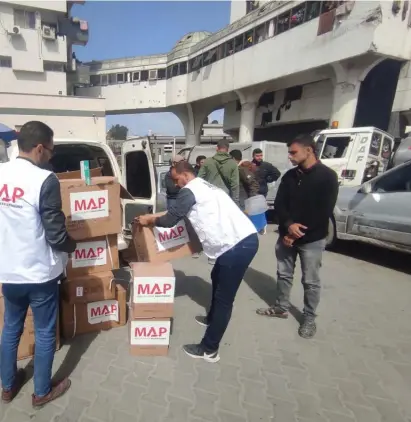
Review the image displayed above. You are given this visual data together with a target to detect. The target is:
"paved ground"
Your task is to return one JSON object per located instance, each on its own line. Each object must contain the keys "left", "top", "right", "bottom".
{"left": 2, "top": 228, "right": 411, "bottom": 422}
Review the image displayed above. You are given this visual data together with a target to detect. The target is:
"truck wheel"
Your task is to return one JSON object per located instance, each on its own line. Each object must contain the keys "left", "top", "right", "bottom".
{"left": 326, "top": 217, "right": 336, "bottom": 249}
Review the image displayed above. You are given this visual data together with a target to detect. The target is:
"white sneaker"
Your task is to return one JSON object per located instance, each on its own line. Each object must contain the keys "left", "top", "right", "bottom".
{"left": 259, "top": 226, "right": 267, "bottom": 235}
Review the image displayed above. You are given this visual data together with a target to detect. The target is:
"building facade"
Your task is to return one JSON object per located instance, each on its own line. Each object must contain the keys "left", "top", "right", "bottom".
{"left": 0, "top": 0, "right": 106, "bottom": 140}
{"left": 75, "top": 0, "right": 411, "bottom": 144}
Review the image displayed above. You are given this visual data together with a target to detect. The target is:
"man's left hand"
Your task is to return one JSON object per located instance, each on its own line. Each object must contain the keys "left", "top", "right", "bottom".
{"left": 137, "top": 214, "right": 156, "bottom": 226}
{"left": 283, "top": 235, "right": 295, "bottom": 248}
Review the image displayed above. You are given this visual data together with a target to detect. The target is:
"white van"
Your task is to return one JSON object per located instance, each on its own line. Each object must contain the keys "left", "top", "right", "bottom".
{"left": 314, "top": 127, "right": 394, "bottom": 187}
{"left": 4, "top": 138, "right": 157, "bottom": 251}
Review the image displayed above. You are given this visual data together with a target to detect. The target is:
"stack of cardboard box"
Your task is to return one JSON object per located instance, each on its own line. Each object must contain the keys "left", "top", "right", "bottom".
{"left": 130, "top": 214, "right": 202, "bottom": 356}
{"left": 59, "top": 175, "right": 127, "bottom": 339}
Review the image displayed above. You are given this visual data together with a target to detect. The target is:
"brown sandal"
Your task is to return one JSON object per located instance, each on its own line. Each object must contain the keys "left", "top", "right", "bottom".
{"left": 32, "top": 378, "right": 71, "bottom": 409}
{"left": 256, "top": 307, "right": 289, "bottom": 319}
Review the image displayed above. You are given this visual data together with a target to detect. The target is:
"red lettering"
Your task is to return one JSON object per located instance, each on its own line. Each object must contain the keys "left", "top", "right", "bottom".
{"left": 136, "top": 283, "right": 172, "bottom": 296}
{"left": 110, "top": 304, "right": 117, "bottom": 313}
{"left": 90, "top": 304, "right": 116, "bottom": 317}
{"left": 0, "top": 184, "right": 25, "bottom": 203}
{"left": 74, "top": 249, "right": 87, "bottom": 260}
{"left": 74, "top": 197, "right": 106, "bottom": 212}
{"left": 134, "top": 326, "right": 168, "bottom": 338}
{"left": 177, "top": 225, "right": 184, "bottom": 236}
{"left": 96, "top": 247, "right": 104, "bottom": 257}
{"left": 169, "top": 228, "right": 178, "bottom": 239}
{"left": 74, "top": 247, "right": 105, "bottom": 260}
{"left": 158, "top": 231, "right": 170, "bottom": 243}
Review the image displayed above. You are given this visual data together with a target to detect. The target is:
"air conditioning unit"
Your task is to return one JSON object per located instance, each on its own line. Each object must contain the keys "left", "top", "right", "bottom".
{"left": 8, "top": 25, "right": 21, "bottom": 36}
{"left": 42, "top": 25, "right": 56, "bottom": 40}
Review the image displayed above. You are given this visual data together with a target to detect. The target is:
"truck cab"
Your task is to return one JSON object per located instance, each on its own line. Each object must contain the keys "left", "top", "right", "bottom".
{"left": 5, "top": 138, "right": 157, "bottom": 251}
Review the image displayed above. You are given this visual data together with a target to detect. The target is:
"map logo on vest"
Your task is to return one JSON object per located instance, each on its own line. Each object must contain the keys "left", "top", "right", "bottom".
{"left": 0, "top": 184, "right": 25, "bottom": 209}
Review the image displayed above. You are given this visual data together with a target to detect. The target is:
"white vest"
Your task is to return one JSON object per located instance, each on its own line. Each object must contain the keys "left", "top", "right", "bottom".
{"left": 0, "top": 158, "right": 66, "bottom": 284}
{"left": 184, "top": 178, "right": 257, "bottom": 259}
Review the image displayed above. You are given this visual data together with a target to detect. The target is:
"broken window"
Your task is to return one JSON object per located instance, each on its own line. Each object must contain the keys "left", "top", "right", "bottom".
{"left": 285, "top": 86, "right": 303, "bottom": 102}
{"left": 109, "top": 74, "right": 116, "bottom": 85}
{"left": 226, "top": 40, "right": 234, "bottom": 56}
{"left": 290, "top": 3, "right": 306, "bottom": 28}
{"left": 117, "top": 73, "right": 125, "bottom": 83}
{"left": 90, "top": 74, "right": 100, "bottom": 86}
{"left": 140, "top": 70, "right": 148, "bottom": 81}
{"left": 167, "top": 66, "right": 172, "bottom": 79}
{"left": 203, "top": 48, "right": 217, "bottom": 65}
{"left": 179, "top": 61, "right": 187, "bottom": 75}
{"left": 277, "top": 10, "right": 291, "bottom": 34}
{"left": 191, "top": 55, "right": 203, "bottom": 71}
{"left": 217, "top": 44, "right": 225, "bottom": 60}
{"left": 255, "top": 24, "right": 266, "bottom": 43}
{"left": 234, "top": 34, "right": 244, "bottom": 52}
{"left": 172, "top": 64, "right": 178, "bottom": 77}
{"left": 132, "top": 71, "right": 140, "bottom": 81}
{"left": 306, "top": 1, "right": 321, "bottom": 21}
{"left": 244, "top": 29, "right": 254, "bottom": 48}
{"left": 101, "top": 74, "right": 108, "bottom": 85}
{"left": 317, "top": 136, "right": 350, "bottom": 159}
{"left": 259, "top": 91, "right": 275, "bottom": 107}
{"left": 148, "top": 69, "right": 157, "bottom": 80}
{"left": 158, "top": 68, "right": 166, "bottom": 79}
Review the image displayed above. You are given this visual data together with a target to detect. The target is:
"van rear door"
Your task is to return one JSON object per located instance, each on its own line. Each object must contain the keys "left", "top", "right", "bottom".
{"left": 121, "top": 139, "right": 157, "bottom": 238}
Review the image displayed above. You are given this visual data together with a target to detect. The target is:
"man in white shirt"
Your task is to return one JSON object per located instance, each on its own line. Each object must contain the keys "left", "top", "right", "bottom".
{"left": 138, "top": 160, "right": 259, "bottom": 362}
{"left": 0, "top": 121, "right": 75, "bottom": 408}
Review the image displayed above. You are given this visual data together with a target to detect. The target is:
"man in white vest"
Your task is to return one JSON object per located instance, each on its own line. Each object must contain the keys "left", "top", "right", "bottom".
{"left": 0, "top": 121, "right": 75, "bottom": 407}
{"left": 138, "top": 160, "right": 259, "bottom": 362}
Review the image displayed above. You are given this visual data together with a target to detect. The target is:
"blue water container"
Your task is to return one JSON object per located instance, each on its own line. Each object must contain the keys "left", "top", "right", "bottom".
{"left": 249, "top": 212, "right": 267, "bottom": 232}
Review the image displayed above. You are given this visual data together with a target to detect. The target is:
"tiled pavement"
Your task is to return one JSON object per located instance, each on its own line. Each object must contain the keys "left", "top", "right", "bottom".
{"left": 2, "top": 228, "right": 411, "bottom": 422}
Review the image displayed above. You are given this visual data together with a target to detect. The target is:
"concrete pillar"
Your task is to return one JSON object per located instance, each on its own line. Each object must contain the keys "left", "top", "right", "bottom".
{"left": 239, "top": 101, "right": 257, "bottom": 143}
{"left": 171, "top": 102, "right": 210, "bottom": 147}
{"left": 235, "top": 87, "right": 266, "bottom": 143}
{"left": 330, "top": 81, "right": 361, "bottom": 128}
{"left": 330, "top": 59, "right": 384, "bottom": 128}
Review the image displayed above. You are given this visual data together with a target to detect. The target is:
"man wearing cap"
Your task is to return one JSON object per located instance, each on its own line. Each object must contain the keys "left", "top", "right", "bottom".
{"left": 165, "top": 155, "right": 184, "bottom": 209}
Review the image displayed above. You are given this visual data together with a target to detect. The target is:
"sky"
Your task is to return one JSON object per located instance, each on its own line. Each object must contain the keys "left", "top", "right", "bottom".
{"left": 73, "top": 1, "right": 231, "bottom": 136}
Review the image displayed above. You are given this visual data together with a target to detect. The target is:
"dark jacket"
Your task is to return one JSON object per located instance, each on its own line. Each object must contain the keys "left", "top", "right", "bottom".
{"left": 274, "top": 161, "right": 339, "bottom": 245}
{"left": 165, "top": 169, "right": 180, "bottom": 200}
{"left": 198, "top": 152, "right": 240, "bottom": 206}
{"left": 253, "top": 160, "right": 281, "bottom": 197}
{"left": 194, "top": 165, "right": 201, "bottom": 176}
{"left": 238, "top": 164, "right": 259, "bottom": 210}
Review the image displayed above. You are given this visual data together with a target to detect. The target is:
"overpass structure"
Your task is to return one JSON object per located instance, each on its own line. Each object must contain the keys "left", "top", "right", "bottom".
{"left": 75, "top": 0, "right": 411, "bottom": 145}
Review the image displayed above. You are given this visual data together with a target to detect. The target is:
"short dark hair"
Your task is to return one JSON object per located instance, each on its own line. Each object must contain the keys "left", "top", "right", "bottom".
{"left": 230, "top": 149, "right": 242, "bottom": 161}
{"left": 252, "top": 148, "right": 262, "bottom": 155}
{"left": 217, "top": 139, "right": 230, "bottom": 150}
{"left": 196, "top": 155, "right": 206, "bottom": 164}
{"left": 18, "top": 121, "right": 53, "bottom": 153}
{"left": 287, "top": 134, "right": 316, "bottom": 154}
{"left": 172, "top": 160, "right": 195, "bottom": 174}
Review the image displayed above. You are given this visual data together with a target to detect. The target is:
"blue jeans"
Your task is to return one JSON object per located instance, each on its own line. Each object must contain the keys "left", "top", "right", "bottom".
{"left": 202, "top": 233, "right": 259, "bottom": 352}
{"left": 1, "top": 280, "right": 59, "bottom": 397}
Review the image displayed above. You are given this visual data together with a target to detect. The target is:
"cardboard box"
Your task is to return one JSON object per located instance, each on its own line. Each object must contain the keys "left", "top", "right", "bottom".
{"left": 129, "top": 316, "right": 171, "bottom": 356}
{"left": 56, "top": 167, "right": 102, "bottom": 180}
{"left": 131, "top": 262, "right": 175, "bottom": 318}
{"left": 60, "top": 176, "right": 121, "bottom": 240}
{"left": 61, "top": 285, "right": 127, "bottom": 339}
{"left": 132, "top": 213, "right": 202, "bottom": 263}
{"left": 66, "top": 235, "right": 119, "bottom": 278}
{"left": 61, "top": 271, "right": 116, "bottom": 305}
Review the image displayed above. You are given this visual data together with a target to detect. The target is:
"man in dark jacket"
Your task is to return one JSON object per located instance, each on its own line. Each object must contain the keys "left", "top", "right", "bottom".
{"left": 165, "top": 155, "right": 184, "bottom": 209}
{"left": 194, "top": 155, "right": 206, "bottom": 176}
{"left": 230, "top": 150, "right": 259, "bottom": 210}
{"left": 256, "top": 134, "right": 338, "bottom": 339}
{"left": 198, "top": 140, "right": 239, "bottom": 206}
{"left": 252, "top": 148, "right": 281, "bottom": 197}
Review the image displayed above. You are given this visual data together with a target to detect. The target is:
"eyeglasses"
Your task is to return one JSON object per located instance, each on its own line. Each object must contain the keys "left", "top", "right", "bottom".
{"left": 41, "top": 144, "right": 54, "bottom": 154}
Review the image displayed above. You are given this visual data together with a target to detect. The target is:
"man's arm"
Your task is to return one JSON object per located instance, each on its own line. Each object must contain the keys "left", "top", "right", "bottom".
{"left": 197, "top": 161, "right": 208, "bottom": 180}
{"left": 319, "top": 170, "right": 339, "bottom": 223}
{"left": 39, "top": 174, "right": 76, "bottom": 254}
{"left": 266, "top": 163, "right": 281, "bottom": 183}
{"left": 229, "top": 163, "right": 240, "bottom": 206}
{"left": 274, "top": 175, "right": 293, "bottom": 229}
{"left": 155, "top": 188, "right": 196, "bottom": 228}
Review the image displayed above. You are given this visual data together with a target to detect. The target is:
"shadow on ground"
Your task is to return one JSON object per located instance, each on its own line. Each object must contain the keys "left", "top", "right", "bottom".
{"left": 331, "top": 240, "right": 411, "bottom": 275}
{"left": 174, "top": 270, "right": 211, "bottom": 312}
{"left": 244, "top": 266, "right": 303, "bottom": 323}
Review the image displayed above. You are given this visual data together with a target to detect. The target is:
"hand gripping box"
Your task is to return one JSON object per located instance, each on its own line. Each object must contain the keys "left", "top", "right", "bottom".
{"left": 60, "top": 176, "right": 121, "bottom": 241}
{"left": 132, "top": 213, "right": 202, "bottom": 263}
{"left": 131, "top": 262, "right": 175, "bottom": 318}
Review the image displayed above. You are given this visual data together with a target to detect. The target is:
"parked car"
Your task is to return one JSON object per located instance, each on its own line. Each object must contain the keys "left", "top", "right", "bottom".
{"left": 328, "top": 160, "right": 411, "bottom": 253}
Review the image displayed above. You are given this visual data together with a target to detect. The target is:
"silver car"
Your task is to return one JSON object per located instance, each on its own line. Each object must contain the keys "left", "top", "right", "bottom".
{"left": 329, "top": 160, "right": 411, "bottom": 253}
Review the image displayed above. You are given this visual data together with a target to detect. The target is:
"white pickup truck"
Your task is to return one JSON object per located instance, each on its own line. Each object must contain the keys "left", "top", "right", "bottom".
{"left": 4, "top": 138, "right": 158, "bottom": 252}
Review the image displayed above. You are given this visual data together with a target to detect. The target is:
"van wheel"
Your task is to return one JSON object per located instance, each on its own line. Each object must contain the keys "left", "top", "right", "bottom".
{"left": 326, "top": 217, "right": 336, "bottom": 249}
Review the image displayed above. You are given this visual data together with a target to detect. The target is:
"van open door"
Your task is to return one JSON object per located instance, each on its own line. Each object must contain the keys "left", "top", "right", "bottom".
{"left": 121, "top": 139, "right": 157, "bottom": 238}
